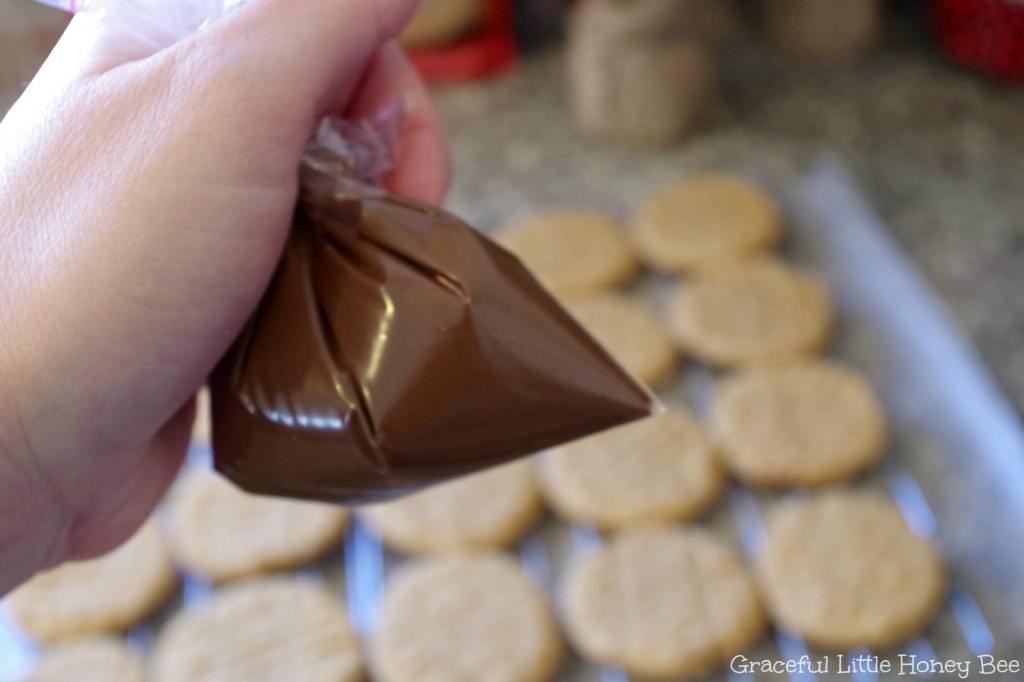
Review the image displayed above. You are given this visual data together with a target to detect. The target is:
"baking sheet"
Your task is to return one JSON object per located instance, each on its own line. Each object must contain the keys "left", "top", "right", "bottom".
{"left": 2, "top": 156, "right": 1024, "bottom": 681}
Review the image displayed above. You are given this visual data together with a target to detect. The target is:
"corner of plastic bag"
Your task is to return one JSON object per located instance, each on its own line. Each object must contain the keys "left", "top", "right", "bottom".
{"left": 301, "top": 98, "right": 405, "bottom": 200}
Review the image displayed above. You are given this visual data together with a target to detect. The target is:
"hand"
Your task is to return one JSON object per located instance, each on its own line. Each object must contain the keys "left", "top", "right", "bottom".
{"left": 0, "top": 0, "right": 449, "bottom": 595}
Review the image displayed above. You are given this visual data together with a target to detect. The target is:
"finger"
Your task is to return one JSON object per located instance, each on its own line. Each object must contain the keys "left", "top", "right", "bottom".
{"left": 346, "top": 42, "right": 451, "bottom": 205}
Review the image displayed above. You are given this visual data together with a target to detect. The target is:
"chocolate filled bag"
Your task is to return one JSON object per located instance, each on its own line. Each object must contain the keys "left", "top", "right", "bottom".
{"left": 210, "top": 117, "right": 655, "bottom": 503}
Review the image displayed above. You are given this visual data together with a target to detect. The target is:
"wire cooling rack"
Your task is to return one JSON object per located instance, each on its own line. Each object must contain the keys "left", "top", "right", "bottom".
{"left": 3, "top": 158, "right": 1023, "bottom": 682}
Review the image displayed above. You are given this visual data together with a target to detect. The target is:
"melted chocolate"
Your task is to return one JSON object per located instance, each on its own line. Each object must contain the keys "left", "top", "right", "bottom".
{"left": 210, "top": 170, "right": 654, "bottom": 504}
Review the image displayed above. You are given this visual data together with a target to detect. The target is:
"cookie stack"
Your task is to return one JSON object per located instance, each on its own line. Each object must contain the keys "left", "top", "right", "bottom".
{"left": 498, "top": 172, "right": 947, "bottom": 679}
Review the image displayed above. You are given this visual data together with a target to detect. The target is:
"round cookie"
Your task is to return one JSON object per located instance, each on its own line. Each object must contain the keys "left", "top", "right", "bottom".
{"left": 668, "top": 257, "right": 832, "bottom": 368}
{"left": 564, "top": 292, "right": 678, "bottom": 388}
{"left": 633, "top": 174, "right": 782, "bottom": 273}
{"left": 360, "top": 460, "right": 542, "bottom": 556}
{"left": 371, "top": 554, "right": 562, "bottom": 682}
{"left": 20, "top": 639, "right": 147, "bottom": 682}
{"left": 563, "top": 527, "right": 765, "bottom": 680}
{"left": 497, "top": 210, "right": 637, "bottom": 297}
{"left": 538, "top": 410, "right": 723, "bottom": 529}
{"left": 165, "top": 471, "right": 349, "bottom": 582}
{"left": 713, "top": 360, "right": 888, "bottom": 488}
{"left": 8, "top": 522, "right": 177, "bottom": 643}
{"left": 759, "top": 490, "right": 946, "bottom": 651}
{"left": 153, "top": 577, "right": 362, "bottom": 682}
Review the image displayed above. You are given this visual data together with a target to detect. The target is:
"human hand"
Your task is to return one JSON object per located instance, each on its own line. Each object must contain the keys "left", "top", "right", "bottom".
{"left": 0, "top": 0, "right": 449, "bottom": 595}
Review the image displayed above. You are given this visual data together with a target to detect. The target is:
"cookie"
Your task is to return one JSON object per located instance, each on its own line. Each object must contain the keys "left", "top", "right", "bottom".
{"left": 371, "top": 554, "right": 562, "bottom": 682}
{"left": 633, "top": 174, "right": 782, "bottom": 273}
{"left": 360, "top": 460, "right": 542, "bottom": 556}
{"left": 8, "top": 522, "right": 177, "bottom": 643}
{"left": 759, "top": 490, "right": 946, "bottom": 651}
{"left": 563, "top": 527, "right": 765, "bottom": 680}
{"left": 497, "top": 210, "right": 637, "bottom": 297}
{"left": 153, "top": 577, "right": 362, "bottom": 682}
{"left": 564, "top": 292, "right": 679, "bottom": 388}
{"left": 19, "top": 639, "right": 147, "bottom": 682}
{"left": 165, "top": 471, "right": 349, "bottom": 582}
{"left": 667, "top": 257, "right": 832, "bottom": 367}
{"left": 713, "top": 360, "right": 888, "bottom": 487}
{"left": 538, "top": 410, "right": 723, "bottom": 529}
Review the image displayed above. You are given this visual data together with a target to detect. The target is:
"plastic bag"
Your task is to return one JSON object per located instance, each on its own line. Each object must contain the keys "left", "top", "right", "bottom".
{"left": 210, "top": 112, "right": 654, "bottom": 503}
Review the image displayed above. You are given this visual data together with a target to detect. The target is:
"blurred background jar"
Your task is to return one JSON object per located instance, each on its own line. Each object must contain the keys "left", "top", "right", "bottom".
{"left": 566, "top": 0, "right": 729, "bottom": 147}
{"left": 401, "top": 0, "right": 488, "bottom": 49}
{"left": 758, "top": 0, "right": 883, "bottom": 62}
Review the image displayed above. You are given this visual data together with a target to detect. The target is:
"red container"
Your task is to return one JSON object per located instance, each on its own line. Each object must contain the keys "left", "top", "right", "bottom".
{"left": 406, "top": 0, "right": 517, "bottom": 82}
{"left": 935, "top": 0, "right": 1024, "bottom": 80}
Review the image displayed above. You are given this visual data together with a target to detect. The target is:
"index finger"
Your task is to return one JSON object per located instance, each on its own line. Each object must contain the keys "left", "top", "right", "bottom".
{"left": 343, "top": 42, "right": 451, "bottom": 206}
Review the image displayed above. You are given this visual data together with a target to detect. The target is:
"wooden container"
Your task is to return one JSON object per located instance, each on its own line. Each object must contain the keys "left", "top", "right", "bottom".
{"left": 400, "top": 0, "right": 487, "bottom": 49}
{"left": 760, "top": 0, "right": 882, "bottom": 62}
{"left": 567, "top": 0, "right": 722, "bottom": 147}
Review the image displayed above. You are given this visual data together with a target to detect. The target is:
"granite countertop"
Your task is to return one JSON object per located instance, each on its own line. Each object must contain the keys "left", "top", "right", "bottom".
{"left": 432, "top": 25, "right": 1024, "bottom": 415}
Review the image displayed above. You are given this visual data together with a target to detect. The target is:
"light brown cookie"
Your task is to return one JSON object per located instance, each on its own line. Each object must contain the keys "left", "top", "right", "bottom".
{"left": 371, "top": 554, "right": 562, "bottom": 682}
{"left": 564, "top": 292, "right": 679, "bottom": 388}
{"left": 538, "top": 410, "right": 723, "bottom": 529}
{"left": 8, "top": 523, "right": 177, "bottom": 643}
{"left": 360, "top": 460, "right": 542, "bottom": 556}
{"left": 759, "top": 490, "right": 946, "bottom": 651}
{"left": 497, "top": 210, "right": 637, "bottom": 297}
{"left": 153, "top": 577, "right": 362, "bottom": 682}
{"left": 667, "top": 257, "right": 832, "bottom": 367}
{"left": 563, "top": 527, "right": 765, "bottom": 680}
{"left": 713, "top": 360, "right": 888, "bottom": 487}
{"left": 165, "top": 471, "right": 349, "bottom": 582}
{"left": 633, "top": 174, "right": 782, "bottom": 273}
{"left": 20, "top": 639, "right": 147, "bottom": 682}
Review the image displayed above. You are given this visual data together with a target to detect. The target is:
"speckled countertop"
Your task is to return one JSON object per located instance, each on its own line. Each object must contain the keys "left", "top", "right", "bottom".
{"left": 432, "top": 26, "right": 1024, "bottom": 415}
